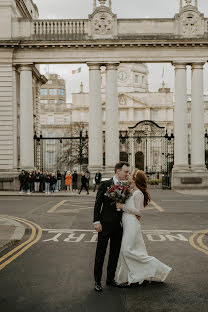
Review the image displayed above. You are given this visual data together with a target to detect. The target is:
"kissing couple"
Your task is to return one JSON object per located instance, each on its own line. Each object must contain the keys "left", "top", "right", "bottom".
{"left": 93, "top": 161, "right": 172, "bottom": 292}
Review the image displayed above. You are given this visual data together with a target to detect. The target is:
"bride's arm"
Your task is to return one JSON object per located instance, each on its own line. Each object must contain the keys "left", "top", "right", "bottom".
{"left": 123, "top": 191, "right": 143, "bottom": 216}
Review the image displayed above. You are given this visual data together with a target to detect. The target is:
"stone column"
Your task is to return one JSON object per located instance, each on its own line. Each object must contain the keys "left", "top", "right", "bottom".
{"left": 172, "top": 63, "right": 189, "bottom": 171}
{"left": 105, "top": 63, "right": 119, "bottom": 170}
{"left": 191, "top": 63, "right": 206, "bottom": 171}
{"left": 88, "top": 63, "right": 103, "bottom": 171}
{"left": 19, "top": 65, "right": 34, "bottom": 169}
{"left": 12, "top": 66, "right": 18, "bottom": 170}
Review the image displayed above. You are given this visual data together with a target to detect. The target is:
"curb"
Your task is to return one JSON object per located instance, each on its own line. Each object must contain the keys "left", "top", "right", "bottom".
{"left": 0, "top": 217, "right": 26, "bottom": 252}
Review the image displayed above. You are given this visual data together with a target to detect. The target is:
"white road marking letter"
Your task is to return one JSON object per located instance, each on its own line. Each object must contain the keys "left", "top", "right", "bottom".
{"left": 64, "top": 233, "right": 86, "bottom": 242}
{"left": 43, "top": 232, "right": 63, "bottom": 242}
{"left": 165, "top": 234, "right": 188, "bottom": 241}
{"left": 146, "top": 234, "right": 166, "bottom": 241}
{"left": 85, "top": 232, "right": 98, "bottom": 243}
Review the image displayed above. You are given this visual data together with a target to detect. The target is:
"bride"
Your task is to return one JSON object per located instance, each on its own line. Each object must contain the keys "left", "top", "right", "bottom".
{"left": 115, "top": 169, "right": 172, "bottom": 286}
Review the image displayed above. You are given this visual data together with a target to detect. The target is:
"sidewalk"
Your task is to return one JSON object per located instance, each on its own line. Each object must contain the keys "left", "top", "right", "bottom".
{"left": 0, "top": 191, "right": 97, "bottom": 198}
{"left": 0, "top": 217, "right": 25, "bottom": 252}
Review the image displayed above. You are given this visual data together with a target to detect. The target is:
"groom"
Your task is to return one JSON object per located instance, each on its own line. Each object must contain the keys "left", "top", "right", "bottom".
{"left": 93, "top": 162, "right": 130, "bottom": 292}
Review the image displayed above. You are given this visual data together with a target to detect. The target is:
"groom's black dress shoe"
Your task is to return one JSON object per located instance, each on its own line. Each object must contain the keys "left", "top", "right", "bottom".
{"left": 106, "top": 279, "right": 118, "bottom": 287}
{"left": 94, "top": 282, "right": 102, "bottom": 292}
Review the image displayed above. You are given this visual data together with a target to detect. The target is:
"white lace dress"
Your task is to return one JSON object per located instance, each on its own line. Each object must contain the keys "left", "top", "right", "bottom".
{"left": 116, "top": 189, "right": 172, "bottom": 285}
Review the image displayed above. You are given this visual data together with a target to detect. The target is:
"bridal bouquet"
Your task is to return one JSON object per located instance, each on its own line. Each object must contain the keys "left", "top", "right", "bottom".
{"left": 104, "top": 183, "right": 132, "bottom": 205}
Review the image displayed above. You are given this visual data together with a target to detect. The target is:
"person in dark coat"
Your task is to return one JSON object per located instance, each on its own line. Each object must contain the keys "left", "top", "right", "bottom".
{"left": 79, "top": 172, "right": 89, "bottom": 194}
{"left": 72, "top": 170, "right": 78, "bottom": 191}
{"left": 50, "top": 173, "right": 57, "bottom": 193}
{"left": 19, "top": 170, "right": 26, "bottom": 193}
{"left": 34, "top": 170, "right": 40, "bottom": 192}
{"left": 93, "top": 171, "right": 102, "bottom": 192}
{"left": 39, "top": 171, "right": 44, "bottom": 192}
{"left": 56, "top": 170, "right": 62, "bottom": 191}
{"left": 28, "top": 171, "right": 35, "bottom": 194}
{"left": 44, "top": 171, "right": 51, "bottom": 194}
{"left": 93, "top": 162, "right": 130, "bottom": 292}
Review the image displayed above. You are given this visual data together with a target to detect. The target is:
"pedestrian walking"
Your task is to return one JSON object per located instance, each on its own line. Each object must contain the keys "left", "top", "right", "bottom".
{"left": 39, "top": 171, "right": 44, "bottom": 192}
{"left": 85, "top": 169, "right": 90, "bottom": 189}
{"left": 72, "top": 170, "right": 78, "bottom": 191}
{"left": 79, "top": 172, "right": 89, "bottom": 194}
{"left": 94, "top": 171, "right": 102, "bottom": 192}
{"left": 65, "top": 171, "right": 72, "bottom": 191}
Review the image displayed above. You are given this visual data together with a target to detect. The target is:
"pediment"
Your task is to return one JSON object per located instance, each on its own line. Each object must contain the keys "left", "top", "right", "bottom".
{"left": 118, "top": 93, "right": 148, "bottom": 108}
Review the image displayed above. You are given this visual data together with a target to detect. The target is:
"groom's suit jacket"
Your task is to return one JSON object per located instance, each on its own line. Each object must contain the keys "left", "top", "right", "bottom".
{"left": 93, "top": 178, "right": 123, "bottom": 225}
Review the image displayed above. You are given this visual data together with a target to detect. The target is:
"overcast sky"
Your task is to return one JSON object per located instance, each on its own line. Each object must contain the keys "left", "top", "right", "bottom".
{"left": 36, "top": 0, "right": 208, "bottom": 101}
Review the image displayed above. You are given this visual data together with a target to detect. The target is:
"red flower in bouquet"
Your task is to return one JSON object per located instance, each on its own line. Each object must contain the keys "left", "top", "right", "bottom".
{"left": 104, "top": 183, "right": 132, "bottom": 205}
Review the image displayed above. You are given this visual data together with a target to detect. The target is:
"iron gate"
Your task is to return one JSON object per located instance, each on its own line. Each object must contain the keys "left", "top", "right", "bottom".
{"left": 34, "top": 131, "right": 88, "bottom": 173}
{"left": 119, "top": 120, "right": 174, "bottom": 189}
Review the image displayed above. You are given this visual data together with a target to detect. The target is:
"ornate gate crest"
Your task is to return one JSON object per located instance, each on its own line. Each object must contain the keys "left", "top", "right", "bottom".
{"left": 88, "top": 1, "right": 117, "bottom": 39}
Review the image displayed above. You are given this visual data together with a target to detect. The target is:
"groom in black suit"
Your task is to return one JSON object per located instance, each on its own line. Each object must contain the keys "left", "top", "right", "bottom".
{"left": 93, "top": 162, "right": 130, "bottom": 292}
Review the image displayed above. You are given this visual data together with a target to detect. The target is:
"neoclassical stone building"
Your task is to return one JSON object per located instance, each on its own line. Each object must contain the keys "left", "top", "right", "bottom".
{"left": 0, "top": 0, "right": 208, "bottom": 189}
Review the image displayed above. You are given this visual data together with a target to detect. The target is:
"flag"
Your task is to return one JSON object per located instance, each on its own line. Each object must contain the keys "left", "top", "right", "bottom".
{"left": 72, "top": 67, "right": 82, "bottom": 75}
{"left": 162, "top": 66, "right": 164, "bottom": 79}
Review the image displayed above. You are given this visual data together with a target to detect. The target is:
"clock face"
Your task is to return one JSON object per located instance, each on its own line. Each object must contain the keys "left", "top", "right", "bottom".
{"left": 118, "top": 70, "right": 128, "bottom": 82}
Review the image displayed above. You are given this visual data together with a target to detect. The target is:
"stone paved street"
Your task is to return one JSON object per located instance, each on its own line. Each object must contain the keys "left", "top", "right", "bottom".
{"left": 0, "top": 190, "right": 207, "bottom": 312}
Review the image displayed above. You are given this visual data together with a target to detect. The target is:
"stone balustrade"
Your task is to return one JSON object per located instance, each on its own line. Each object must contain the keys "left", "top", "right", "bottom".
{"left": 32, "top": 19, "right": 88, "bottom": 39}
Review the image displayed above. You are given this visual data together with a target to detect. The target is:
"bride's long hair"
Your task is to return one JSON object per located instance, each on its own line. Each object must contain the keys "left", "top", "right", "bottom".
{"left": 132, "top": 169, "right": 151, "bottom": 207}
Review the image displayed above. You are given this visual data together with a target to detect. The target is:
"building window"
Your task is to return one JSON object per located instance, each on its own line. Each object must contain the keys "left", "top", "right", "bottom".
{"left": 152, "top": 110, "right": 158, "bottom": 121}
{"left": 49, "top": 89, "right": 57, "bottom": 95}
{"left": 58, "top": 89, "right": 65, "bottom": 96}
{"left": 120, "top": 110, "right": 127, "bottom": 121}
{"left": 40, "top": 100, "right": 48, "bottom": 104}
{"left": 49, "top": 99, "right": 57, "bottom": 105}
{"left": 48, "top": 115, "right": 54, "bottom": 124}
{"left": 135, "top": 74, "right": 139, "bottom": 84}
{"left": 40, "top": 89, "right": 48, "bottom": 96}
{"left": 47, "top": 80, "right": 52, "bottom": 84}
{"left": 47, "top": 151, "right": 55, "bottom": 165}
{"left": 57, "top": 99, "right": 64, "bottom": 104}
{"left": 64, "top": 116, "right": 70, "bottom": 124}
{"left": 135, "top": 110, "right": 143, "bottom": 121}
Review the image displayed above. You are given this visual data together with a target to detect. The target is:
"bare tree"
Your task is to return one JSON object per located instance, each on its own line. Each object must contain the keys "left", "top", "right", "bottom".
{"left": 57, "top": 122, "right": 88, "bottom": 171}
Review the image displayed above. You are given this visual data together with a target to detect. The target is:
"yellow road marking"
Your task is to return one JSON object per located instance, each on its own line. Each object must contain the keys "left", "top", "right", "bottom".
{"left": 189, "top": 230, "right": 208, "bottom": 256}
{"left": 149, "top": 200, "right": 164, "bottom": 212}
{"left": 0, "top": 216, "right": 42, "bottom": 271}
{"left": 197, "top": 231, "right": 208, "bottom": 251}
{"left": 47, "top": 200, "right": 67, "bottom": 213}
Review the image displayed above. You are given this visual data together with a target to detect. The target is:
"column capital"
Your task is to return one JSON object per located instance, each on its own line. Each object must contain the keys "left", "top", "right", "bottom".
{"left": 19, "top": 64, "right": 33, "bottom": 72}
{"left": 87, "top": 63, "right": 101, "bottom": 70}
{"left": 106, "top": 63, "right": 120, "bottom": 70}
{"left": 191, "top": 62, "right": 205, "bottom": 70}
{"left": 172, "top": 62, "right": 187, "bottom": 69}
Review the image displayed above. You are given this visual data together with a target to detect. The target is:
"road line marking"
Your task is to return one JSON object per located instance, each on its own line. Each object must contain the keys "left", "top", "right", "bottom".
{"left": 0, "top": 216, "right": 36, "bottom": 264}
{"left": 197, "top": 232, "right": 208, "bottom": 251}
{"left": 47, "top": 200, "right": 67, "bottom": 213}
{"left": 161, "top": 200, "right": 205, "bottom": 202}
{"left": 189, "top": 230, "right": 208, "bottom": 256}
{"left": 150, "top": 200, "right": 164, "bottom": 212}
{"left": 0, "top": 216, "right": 42, "bottom": 271}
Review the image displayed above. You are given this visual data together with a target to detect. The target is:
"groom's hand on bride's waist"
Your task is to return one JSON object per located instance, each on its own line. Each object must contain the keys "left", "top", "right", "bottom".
{"left": 136, "top": 215, "right": 141, "bottom": 221}
{"left": 94, "top": 223, "right": 102, "bottom": 232}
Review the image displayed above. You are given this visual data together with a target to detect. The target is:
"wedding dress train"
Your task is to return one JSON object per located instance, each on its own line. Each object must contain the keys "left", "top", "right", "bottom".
{"left": 116, "top": 190, "right": 172, "bottom": 285}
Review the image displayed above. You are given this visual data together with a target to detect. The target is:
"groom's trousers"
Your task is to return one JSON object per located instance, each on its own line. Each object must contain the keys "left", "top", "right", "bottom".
{"left": 94, "top": 222, "right": 123, "bottom": 283}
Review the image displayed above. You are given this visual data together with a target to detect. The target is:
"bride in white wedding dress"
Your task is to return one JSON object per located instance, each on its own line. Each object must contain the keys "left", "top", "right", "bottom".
{"left": 115, "top": 169, "right": 172, "bottom": 286}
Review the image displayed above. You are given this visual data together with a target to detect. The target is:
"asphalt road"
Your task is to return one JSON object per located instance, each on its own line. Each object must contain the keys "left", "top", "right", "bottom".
{"left": 0, "top": 190, "right": 208, "bottom": 312}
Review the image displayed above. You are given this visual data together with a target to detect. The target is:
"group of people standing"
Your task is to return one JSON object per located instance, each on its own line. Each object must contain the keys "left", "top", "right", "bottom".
{"left": 18, "top": 169, "right": 102, "bottom": 194}
{"left": 18, "top": 170, "right": 62, "bottom": 194}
